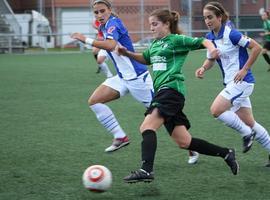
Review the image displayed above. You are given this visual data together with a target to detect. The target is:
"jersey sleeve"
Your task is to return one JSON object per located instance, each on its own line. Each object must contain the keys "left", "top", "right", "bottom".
{"left": 104, "top": 19, "right": 120, "bottom": 41}
{"left": 175, "top": 35, "right": 205, "bottom": 50}
{"left": 229, "top": 29, "right": 250, "bottom": 48}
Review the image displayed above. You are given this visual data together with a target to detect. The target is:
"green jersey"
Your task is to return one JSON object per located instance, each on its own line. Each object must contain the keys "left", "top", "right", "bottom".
{"left": 143, "top": 34, "right": 204, "bottom": 95}
{"left": 263, "top": 20, "right": 270, "bottom": 42}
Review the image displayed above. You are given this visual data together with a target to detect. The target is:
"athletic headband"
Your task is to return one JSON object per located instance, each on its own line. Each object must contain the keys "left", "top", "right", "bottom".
{"left": 92, "top": 0, "right": 112, "bottom": 8}
{"left": 205, "top": 4, "right": 223, "bottom": 14}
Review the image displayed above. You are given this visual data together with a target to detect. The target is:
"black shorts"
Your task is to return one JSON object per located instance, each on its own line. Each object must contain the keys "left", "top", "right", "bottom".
{"left": 145, "top": 88, "right": 191, "bottom": 135}
{"left": 263, "top": 41, "right": 270, "bottom": 50}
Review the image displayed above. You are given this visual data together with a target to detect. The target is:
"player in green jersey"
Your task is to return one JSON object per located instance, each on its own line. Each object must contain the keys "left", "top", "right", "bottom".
{"left": 260, "top": 10, "right": 270, "bottom": 71}
{"left": 117, "top": 8, "right": 239, "bottom": 183}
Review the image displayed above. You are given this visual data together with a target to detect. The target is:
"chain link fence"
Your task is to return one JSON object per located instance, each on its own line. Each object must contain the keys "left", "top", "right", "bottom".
{"left": 0, "top": 0, "right": 268, "bottom": 54}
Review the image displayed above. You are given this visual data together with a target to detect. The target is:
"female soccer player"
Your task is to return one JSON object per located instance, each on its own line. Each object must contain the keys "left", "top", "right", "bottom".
{"left": 117, "top": 8, "right": 239, "bottom": 183}
{"left": 71, "top": 0, "right": 153, "bottom": 153}
{"left": 195, "top": 1, "right": 270, "bottom": 166}
{"left": 260, "top": 10, "right": 270, "bottom": 72}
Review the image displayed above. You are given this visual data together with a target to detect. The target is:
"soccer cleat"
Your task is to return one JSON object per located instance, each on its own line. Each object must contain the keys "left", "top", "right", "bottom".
{"left": 242, "top": 130, "right": 256, "bottom": 153}
{"left": 123, "top": 169, "right": 154, "bottom": 183}
{"left": 224, "top": 149, "right": 239, "bottom": 175}
{"left": 188, "top": 151, "right": 199, "bottom": 164}
{"left": 105, "top": 136, "right": 130, "bottom": 152}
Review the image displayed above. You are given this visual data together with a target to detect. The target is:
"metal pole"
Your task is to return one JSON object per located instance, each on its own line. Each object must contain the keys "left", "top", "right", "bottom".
{"left": 39, "top": 0, "right": 43, "bottom": 15}
{"left": 8, "top": 35, "right": 12, "bottom": 53}
{"left": 235, "top": 0, "right": 239, "bottom": 29}
{"left": 51, "top": 0, "right": 55, "bottom": 31}
{"left": 140, "top": 0, "right": 144, "bottom": 40}
{"left": 188, "top": 0, "right": 192, "bottom": 36}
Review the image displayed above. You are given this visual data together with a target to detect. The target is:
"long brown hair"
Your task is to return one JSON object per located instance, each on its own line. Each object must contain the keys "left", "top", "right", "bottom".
{"left": 150, "top": 9, "right": 183, "bottom": 35}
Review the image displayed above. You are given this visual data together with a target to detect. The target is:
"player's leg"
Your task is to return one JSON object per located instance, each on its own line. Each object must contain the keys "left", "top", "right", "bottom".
{"left": 92, "top": 47, "right": 101, "bottom": 73}
{"left": 262, "top": 42, "right": 270, "bottom": 71}
{"left": 123, "top": 108, "right": 163, "bottom": 183}
{"left": 170, "top": 125, "right": 239, "bottom": 175}
{"left": 89, "top": 76, "right": 130, "bottom": 152}
{"left": 97, "top": 49, "right": 113, "bottom": 78}
{"left": 124, "top": 88, "right": 200, "bottom": 183}
{"left": 129, "top": 82, "right": 199, "bottom": 164}
{"left": 236, "top": 106, "right": 270, "bottom": 166}
{"left": 211, "top": 82, "right": 255, "bottom": 153}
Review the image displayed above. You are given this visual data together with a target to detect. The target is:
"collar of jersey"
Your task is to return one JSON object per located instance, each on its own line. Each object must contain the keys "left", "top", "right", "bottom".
{"left": 101, "top": 15, "right": 115, "bottom": 29}
{"left": 208, "top": 24, "right": 225, "bottom": 40}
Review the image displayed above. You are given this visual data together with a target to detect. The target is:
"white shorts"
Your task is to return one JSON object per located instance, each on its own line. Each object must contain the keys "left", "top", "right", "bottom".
{"left": 219, "top": 81, "right": 254, "bottom": 112}
{"left": 102, "top": 72, "right": 153, "bottom": 107}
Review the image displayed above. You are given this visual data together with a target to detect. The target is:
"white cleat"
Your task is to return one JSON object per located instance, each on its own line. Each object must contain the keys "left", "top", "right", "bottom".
{"left": 188, "top": 151, "right": 199, "bottom": 164}
{"left": 105, "top": 136, "right": 130, "bottom": 152}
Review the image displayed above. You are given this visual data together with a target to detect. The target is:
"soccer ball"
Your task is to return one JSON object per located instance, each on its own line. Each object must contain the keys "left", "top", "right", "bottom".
{"left": 82, "top": 165, "right": 112, "bottom": 192}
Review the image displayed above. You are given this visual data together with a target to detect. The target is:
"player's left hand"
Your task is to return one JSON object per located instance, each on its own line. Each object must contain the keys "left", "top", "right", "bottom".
{"left": 234, "top": 68, "right": 248, "bottom": 83}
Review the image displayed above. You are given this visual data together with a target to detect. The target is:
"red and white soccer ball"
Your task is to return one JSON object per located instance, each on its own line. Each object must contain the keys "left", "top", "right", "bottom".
{"left": 82, "top": 165, "right": 112, "bottom": 192}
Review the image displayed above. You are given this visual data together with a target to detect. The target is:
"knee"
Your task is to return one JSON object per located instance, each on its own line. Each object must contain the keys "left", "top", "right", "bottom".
{"left": 92, "top": 47, "right": 99, "bottom": 55}
{"left": 139, "top": 124, "right": 148, "bottom": 133}
{"left": 88, "top": 96, "right": 99, "bottom": 106}
{"left": 210, "top": 106, "right": 222, "bottom": 118}
{"left": 173, "top": 134, "right": 191, "bottom": 149}
{"left": 139, "top": 122, "right": 157, "bottom": 133}
{"left": 244, "top": 120, "right": 255, "bottom": 128}
{"left": 96, "top": 59, "right": 103, "bottom": 65}
{"left": 177, "top": 140, "right": 189, "bottom": 149}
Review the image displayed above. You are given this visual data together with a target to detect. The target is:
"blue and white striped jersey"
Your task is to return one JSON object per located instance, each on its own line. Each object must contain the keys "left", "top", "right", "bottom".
{"left": 206, "top": 24, "right": 255, "bottom": 85}
{"left": 100, "top": 16, "right": 148, "bottom": 80}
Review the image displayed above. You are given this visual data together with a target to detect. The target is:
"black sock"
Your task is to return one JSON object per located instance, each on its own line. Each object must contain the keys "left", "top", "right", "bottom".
{"left": 188, "top": 138, "right": 229, "bottom": 158}
{"left": 263, "top": 53, "right": 270, "bottom": 65}
{"left": 141, "top": 129, "right": 157, "bottom": 173}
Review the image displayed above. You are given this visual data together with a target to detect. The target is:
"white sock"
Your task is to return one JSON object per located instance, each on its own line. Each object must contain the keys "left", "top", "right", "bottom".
{"left": 253, "top": 122, "right": 270, "bottom": 153}
{"left": 216, "top": 110, "right": 252, "bottom": 137}
{"left": 90, "top": 103, "right": 126, "bottom": 138}
{"left": 99, "top": 63, "right": 113, "bottom": 78}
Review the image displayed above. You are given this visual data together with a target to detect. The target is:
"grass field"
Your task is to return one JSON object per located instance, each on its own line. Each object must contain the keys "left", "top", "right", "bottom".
{"left": 0, "top": 51, "right": 270, "bottom": 200}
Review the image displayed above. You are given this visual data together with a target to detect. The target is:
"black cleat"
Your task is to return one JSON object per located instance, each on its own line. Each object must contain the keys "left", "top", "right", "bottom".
{"left": 123, "top": 169, "right": 154, "bottom": 183}
{"left": 224, "top": 149, "right": 239, "bottom": 175}
{"left": 242, "top": 130, "right": 256, "bottom": 153}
